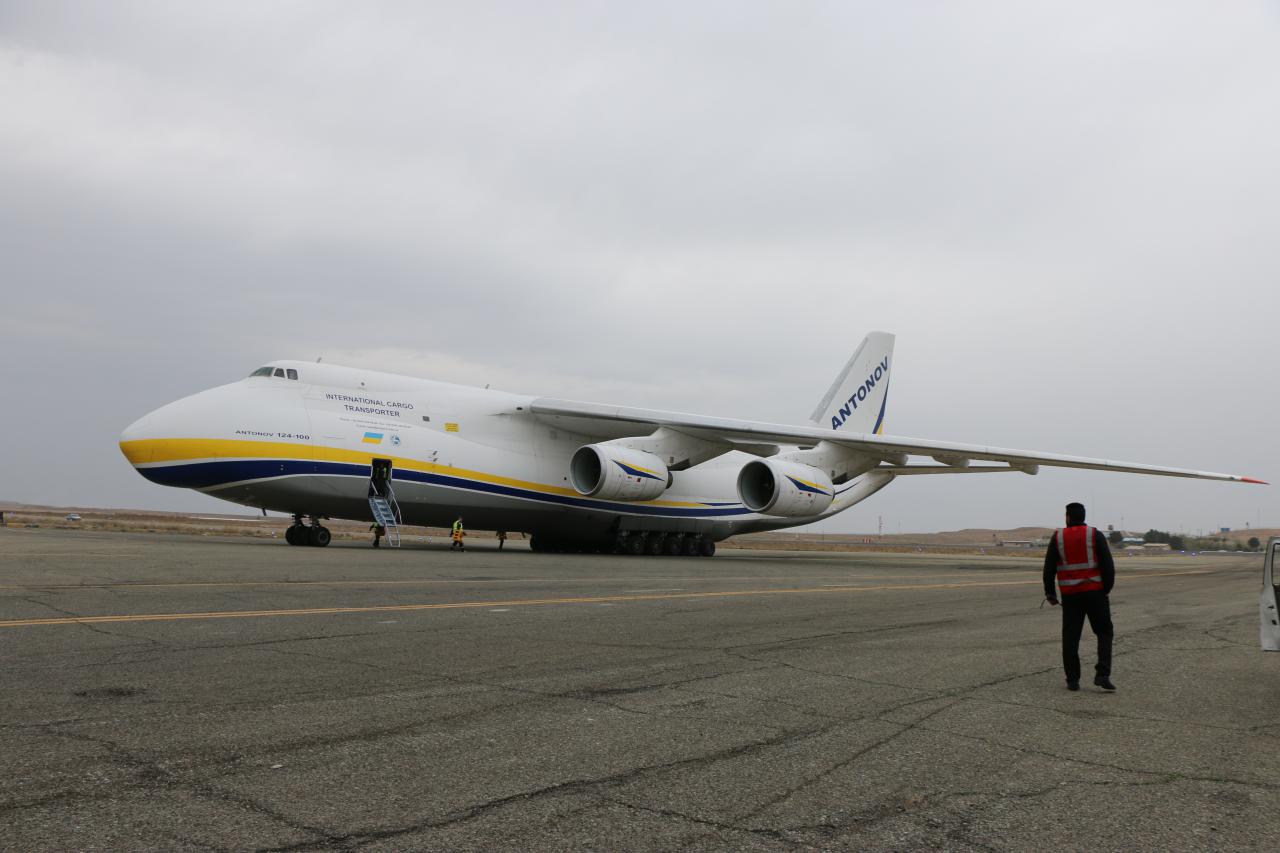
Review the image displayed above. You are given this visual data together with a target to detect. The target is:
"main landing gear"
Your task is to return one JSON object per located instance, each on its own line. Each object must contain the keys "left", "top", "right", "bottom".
{"left": 529, "top": 531, "right": 715, "bottom": 557}
{"left": 285, "top": 514, "right": 331, "bottom": 547}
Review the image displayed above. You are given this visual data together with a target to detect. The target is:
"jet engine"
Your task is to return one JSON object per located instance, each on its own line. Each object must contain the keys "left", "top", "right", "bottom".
{"left": 737, "top": 459, "right": 835, "bottom": 517}
{"left": 570, "top": 444, "right": 671, "bottom": 501}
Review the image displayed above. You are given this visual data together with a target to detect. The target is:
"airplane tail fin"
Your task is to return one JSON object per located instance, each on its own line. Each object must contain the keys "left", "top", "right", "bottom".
{"left": 809, "top": 332, "right": 896, "bottom": 434}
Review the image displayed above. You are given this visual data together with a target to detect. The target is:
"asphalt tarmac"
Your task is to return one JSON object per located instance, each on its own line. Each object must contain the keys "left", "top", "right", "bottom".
{"left": 1, "top": 528, "right": 1276, "bottom": 851}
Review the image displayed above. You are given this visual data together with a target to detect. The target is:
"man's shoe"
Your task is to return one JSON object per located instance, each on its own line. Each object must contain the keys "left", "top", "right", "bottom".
{"left": 1066, "top": 681, "right": 1080, "bottom": 691}
{"left": 1094, "top": 676, "right": 1116, "bottom": 691}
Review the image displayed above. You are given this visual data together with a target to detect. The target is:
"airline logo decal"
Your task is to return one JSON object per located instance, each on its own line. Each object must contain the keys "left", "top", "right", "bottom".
{"left": 830, "top": 357, "right": 890, "bottom": 430}
{"left": 362, "top": 432, "right": 384, "bottom": 444}
{"left": 787, "top": 475, "right": 830, "bottom": 496}
{"left": 614, "top": 460, "right": 663, "bottom": 481}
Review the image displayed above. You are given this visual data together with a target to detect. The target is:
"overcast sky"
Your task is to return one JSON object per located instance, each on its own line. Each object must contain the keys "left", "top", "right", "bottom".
{"left": 2, "top": 1, "right": 1276, "bottom": 534}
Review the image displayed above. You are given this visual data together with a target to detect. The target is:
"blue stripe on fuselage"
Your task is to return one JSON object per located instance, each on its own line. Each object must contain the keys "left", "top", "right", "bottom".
{"left": 137, "top": 459, "right": 751, "bottom": 518}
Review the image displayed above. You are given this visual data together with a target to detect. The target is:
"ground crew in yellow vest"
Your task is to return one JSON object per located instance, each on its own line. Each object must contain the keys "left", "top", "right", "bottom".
{"left": 451, "top": 517, "right": 465, "bottom": 551}
{"left": 1043, "top": 501, "right": 1116, "bottom": 692}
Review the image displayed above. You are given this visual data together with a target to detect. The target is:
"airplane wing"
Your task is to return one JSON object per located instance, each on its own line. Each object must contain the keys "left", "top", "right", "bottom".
{"left": 529, "top": 397, "right": 1265, "bottom": 484}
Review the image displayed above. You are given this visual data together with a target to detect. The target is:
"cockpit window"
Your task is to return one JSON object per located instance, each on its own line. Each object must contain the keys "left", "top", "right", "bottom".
{"left": 250, "top": 365, "right": 300, "bottom": 380}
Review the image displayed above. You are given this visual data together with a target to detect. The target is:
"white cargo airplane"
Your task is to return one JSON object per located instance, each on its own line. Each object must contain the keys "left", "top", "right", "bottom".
{"left": 119, "top": 333, "right": 1264, "bottom": 555}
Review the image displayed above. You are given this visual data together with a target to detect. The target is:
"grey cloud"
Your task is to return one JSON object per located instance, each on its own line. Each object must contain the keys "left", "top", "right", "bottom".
{"left": 1, "top": 2, "right": 1275, "bottom": 530}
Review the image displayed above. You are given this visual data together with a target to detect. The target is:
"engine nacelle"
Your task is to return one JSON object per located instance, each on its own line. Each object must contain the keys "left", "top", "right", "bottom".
{"left": 570, "top": 444, "right": 671, "bottom": 501}
{"left": 737, "top": 459, "right": 835, "bottom": 517}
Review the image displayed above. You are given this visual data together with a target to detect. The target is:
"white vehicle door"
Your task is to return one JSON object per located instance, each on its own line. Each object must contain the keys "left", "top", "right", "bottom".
{"left": 1262, "top": 537, "right": 1280, "bottom": 651}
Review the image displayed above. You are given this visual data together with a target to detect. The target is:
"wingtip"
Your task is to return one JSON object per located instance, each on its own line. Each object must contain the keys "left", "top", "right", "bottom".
{"left": 1241, "top": 476, "right": 1269, "bottom": 485}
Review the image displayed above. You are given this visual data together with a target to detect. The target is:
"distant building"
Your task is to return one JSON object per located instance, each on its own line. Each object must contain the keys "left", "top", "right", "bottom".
{"left": 1142, "top": 542, "right": 1172, "bottom": 552}
{"left": 1220, "top": 527, "right": 1231, "bottom": 533}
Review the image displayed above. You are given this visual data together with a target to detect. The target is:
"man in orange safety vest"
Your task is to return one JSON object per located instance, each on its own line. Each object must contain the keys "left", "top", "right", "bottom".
{"left": 1043, "top": 502, "right": 1116, "bottom": 692}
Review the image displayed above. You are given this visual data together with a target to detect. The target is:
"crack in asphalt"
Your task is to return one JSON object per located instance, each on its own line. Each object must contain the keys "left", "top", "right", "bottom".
{"left": 14, "top": 595, "right": 170, "bottom": 648}
{"left": 737, "top": 699, "right": 964, "bottom": 824}
{"left": 599, "top": 797, "right": 797, "bottom": 849}
{"left": 255, "top": 644, "right": 661, "bottom": 720}
{"left": 2, "top": 725, "right": 338, "bottom": 850}
{"left": 250, "top": 724, "right": 834, "bottom": 851}
{"left": 925, "top": 727, "right": 1280, "bottom": 793}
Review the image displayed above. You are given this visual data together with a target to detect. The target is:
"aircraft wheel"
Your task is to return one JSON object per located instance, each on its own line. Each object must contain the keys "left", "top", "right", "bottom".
{"left": 529, "top": 535, "right": 543, "bottom": 553}
{"left": 681, "top": 536, "right": 701, "bottom": 557}
{"left": 626, "top": 536, "right": 645, "bottom": 556}
{"left": 285, "top": 525, "right": 301, "bottom": 546}
{"left": 662, "top": 535, "right": 683, "bottom": 556}
{"left": 645, "top": 536, "right": 664, "bottom": 557}
{"left": 309, "top": 526, "right": 332, "bottom": 547}
{"left": 699, "top": 538, "right": 716, "bottom": 557}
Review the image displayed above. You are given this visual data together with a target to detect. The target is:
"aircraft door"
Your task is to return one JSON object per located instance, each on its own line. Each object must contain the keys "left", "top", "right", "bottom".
{"left": 370, "top": 458, "right": 394, "bottom": 499}
{"left": 1262, "top": 537, "right": 1280, "bottom": 652}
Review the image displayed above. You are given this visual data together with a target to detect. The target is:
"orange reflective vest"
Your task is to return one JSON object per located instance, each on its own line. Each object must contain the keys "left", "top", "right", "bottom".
{"left": 1054, "top": 525, "right": 1103, "bottom": 595}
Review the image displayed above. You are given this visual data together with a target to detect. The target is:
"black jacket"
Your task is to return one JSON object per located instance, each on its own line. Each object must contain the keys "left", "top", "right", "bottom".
{"left": 1043, "top": 525, "right": 1115, "bottom": 599}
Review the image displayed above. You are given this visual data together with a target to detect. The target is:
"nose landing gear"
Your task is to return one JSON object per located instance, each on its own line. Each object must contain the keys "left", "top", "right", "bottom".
{"left": 286, "top": 514, "right": 331, "bottom": 547}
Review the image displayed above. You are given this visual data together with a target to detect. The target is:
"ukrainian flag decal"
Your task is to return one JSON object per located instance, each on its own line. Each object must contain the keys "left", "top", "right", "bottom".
{"left": 362, "top": 432, "right": 384, "bottom": 444}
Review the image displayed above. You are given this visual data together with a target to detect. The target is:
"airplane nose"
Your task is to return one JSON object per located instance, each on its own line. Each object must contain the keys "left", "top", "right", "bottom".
{"left": 119, "top": 405, "right": 177, "bottom": 478}
{"left": 120, "top": 410, "right": 161, "bottom": 455}
{"left": 119, "top": 382, "right": 243, "bottom": 484}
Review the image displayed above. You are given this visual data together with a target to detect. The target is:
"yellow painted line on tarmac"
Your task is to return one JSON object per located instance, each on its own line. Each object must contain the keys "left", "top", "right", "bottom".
{"left": 0, "top": 570, "right": 1209, "bottom": 629}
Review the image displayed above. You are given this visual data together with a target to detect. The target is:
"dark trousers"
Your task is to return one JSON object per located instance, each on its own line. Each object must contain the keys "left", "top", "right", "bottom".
{"left": 1061, "top": 591, "right": 1113, "bottom": 681}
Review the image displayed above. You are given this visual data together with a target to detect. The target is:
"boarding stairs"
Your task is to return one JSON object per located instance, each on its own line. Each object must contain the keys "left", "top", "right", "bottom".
{"left": 368, "top": 487, "right": 403, "bottom": 549}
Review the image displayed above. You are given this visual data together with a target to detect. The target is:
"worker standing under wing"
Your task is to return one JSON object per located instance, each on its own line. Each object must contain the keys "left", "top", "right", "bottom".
{"left": 451, "top": 517, "right": 466, "bottom": 552}
{"left": 1043, "top": 502, "right": 1117, "bottom": 692}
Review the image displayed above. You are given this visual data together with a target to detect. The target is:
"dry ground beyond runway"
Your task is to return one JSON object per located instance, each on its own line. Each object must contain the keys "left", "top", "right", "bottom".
{"left": 1, "top": 529, "right": 1277, "bottom": 851}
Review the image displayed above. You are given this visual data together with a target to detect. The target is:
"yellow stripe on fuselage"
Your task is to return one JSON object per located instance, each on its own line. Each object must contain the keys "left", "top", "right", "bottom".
{"left": 118, "top": 438, "right": 715, "bottom": 509}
